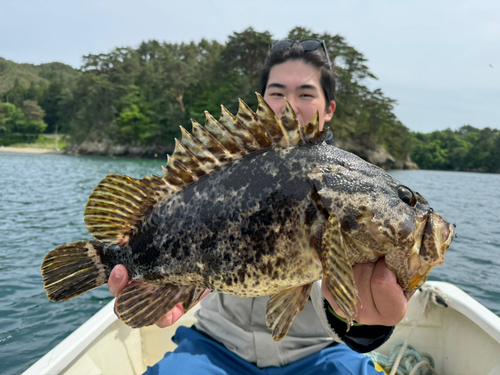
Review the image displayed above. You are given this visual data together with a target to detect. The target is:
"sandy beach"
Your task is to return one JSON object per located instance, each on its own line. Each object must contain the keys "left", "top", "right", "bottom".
{"left": 0, "top": 146, "right": 64, "bottom": 155}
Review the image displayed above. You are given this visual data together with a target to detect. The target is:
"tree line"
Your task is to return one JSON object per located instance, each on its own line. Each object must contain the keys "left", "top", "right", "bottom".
{"left": 412, "top": 126, "right": 500, "bottom": 173}
{"left": 0, "top": 27, "right": 498, "bottom": 172}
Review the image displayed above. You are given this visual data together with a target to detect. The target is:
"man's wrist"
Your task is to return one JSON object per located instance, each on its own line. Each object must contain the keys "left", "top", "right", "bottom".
{"left": 324, "top": 299, "right": 394, "bottom": 353}
{"left": 326, "top": 304, "right": 363, "bottom": 327}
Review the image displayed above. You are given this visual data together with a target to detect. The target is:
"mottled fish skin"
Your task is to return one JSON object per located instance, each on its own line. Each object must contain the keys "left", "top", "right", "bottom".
{"left": 104, "top": 145, "right": 326, "bottom": 297}
{"left": 98, "top": 141, "right": 446, "bottom": 296}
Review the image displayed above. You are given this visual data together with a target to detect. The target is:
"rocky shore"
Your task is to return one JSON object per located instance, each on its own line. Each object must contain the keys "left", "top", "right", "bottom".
{"left": 65, "top": 134, "right": 418, "bottom": 171}
{"left": 332, "top": 138, "right": 418, "bottom": 170}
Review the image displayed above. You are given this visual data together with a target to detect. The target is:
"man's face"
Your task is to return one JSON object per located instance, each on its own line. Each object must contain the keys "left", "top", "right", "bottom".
{"left": 263, "top": 60, "right": 335, "bottom": 130}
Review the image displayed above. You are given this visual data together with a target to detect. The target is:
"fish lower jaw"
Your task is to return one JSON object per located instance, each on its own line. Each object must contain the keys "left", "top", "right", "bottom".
{"left": 406, "top": 263, "right": 432, "bottom": 291}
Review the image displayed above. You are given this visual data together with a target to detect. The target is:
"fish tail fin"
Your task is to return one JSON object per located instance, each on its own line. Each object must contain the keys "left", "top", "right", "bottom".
{"left": 42, "top": 241, "right": 109, "bottom": 302}
{"left": 116, "top": 283, "right": 206, "bottom": 328}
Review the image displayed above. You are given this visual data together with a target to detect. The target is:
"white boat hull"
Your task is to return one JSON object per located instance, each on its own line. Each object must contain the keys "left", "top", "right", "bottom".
{"left": 23, "top": 282, "right": 500, "bottom": 375}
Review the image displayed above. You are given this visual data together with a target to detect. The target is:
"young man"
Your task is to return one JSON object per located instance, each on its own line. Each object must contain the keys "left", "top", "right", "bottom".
{"left": 108, "top": 40, "right": 412, "bottom": 374}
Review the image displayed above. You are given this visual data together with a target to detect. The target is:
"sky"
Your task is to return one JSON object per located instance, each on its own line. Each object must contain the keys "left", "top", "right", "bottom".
{"left": 1, "top": 0, "right": 499, "bottom": 133}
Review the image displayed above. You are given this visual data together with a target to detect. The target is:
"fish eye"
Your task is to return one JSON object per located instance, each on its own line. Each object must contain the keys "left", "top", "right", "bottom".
{"left": 397, "top": 185, "right": 417, "bottom": 207}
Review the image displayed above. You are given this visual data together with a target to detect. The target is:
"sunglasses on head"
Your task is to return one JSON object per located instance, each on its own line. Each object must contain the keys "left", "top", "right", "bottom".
{"left": 270, "top": 39, "right": 332, "bottom": 69}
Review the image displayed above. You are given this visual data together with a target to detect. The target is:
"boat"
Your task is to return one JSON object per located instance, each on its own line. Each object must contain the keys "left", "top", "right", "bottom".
{"left": 23, "top": 281, "right": 500, "bottom": 375}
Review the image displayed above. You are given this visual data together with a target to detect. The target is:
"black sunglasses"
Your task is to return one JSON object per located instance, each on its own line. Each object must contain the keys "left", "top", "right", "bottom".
{"left": 270, "top": 39, "right": 332, "bottom": 69}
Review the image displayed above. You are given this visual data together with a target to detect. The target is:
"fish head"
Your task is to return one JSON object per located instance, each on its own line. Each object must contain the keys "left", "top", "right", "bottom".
{"left": 308, "top": 149, "right": 454, "bottom": 292}
{"left": 405, "top": 196, "right": 455, "bottom": 291}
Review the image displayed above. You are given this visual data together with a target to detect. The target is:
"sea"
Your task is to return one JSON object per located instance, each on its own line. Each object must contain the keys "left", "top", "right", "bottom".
{"left": 0, "top": 152, "right": 499, "bottom": 375}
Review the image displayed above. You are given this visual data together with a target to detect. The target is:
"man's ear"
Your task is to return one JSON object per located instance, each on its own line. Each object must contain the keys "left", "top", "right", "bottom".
{"left": 324, "top": 100, "right": 336, "bottom": 122}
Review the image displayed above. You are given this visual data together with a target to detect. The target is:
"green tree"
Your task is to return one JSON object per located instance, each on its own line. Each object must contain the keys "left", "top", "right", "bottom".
{"left": 2, "top": 26, "right": 419, "bottom": 164}
{"left": 221, "top": 27, "right": 272, "bottom": 91}
{"left": 0, "top": 102, "right": 24, "bottom": 134}
{"left": 0, "top": 101, "right": 47, "bottom": 136}
{"left": 22, "top": 100, "right": 45, "bottom": 121}
{"left": 116, "top": 104, "right": 156, "bottom": 143}
{"left": 410, "top": 126, "right": 500, "bottom": 172}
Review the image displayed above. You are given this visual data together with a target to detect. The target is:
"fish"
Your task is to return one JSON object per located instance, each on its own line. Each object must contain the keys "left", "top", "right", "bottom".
{"left": 41, "top": 93, "right": 455, "bottom": 341}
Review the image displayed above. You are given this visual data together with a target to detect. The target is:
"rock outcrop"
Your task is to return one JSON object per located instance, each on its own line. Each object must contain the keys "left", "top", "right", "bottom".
{"left": 66, "top": 133, "right": 174, "bottom": 159}
{"left": 333, "top": 136, "right": 418, "bottom": 170}
{"left": 66, "top": 133, "right": 418, "bottom": 170}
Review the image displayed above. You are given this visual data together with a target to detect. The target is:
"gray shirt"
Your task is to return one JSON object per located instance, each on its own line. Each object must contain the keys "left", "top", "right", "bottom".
{"left": 194, "top": 281, "right": 343, "bottom": 368}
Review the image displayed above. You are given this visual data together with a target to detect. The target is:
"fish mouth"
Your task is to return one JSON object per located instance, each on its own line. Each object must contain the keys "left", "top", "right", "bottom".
{"left": 406, "top": 210, "right": 454, "bottom": 291}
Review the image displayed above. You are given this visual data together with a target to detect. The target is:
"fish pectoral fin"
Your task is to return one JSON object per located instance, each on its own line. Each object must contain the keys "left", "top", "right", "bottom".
{"left": 265, "top": 283, "right": 313, "bottom": 342}
{"left": 116, "top": 283, "right": 205, "bottom": 328}
{"left": 321, "top": 214, "right": 358, "bottom": 329}
{"left": 181, "top": 286, "right": 207, "bottom": 313}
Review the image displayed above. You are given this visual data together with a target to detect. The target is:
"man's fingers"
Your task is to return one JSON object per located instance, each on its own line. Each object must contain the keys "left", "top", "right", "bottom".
{"left": 155, "top": 289, "right": 211, "bottom": 328}
{"left": 321, "top": 281, "right": 344, "bottom": 317}
{"left": 321, "top": 263, "right": 376, "bottom": 320}
{"left": 323, "top": 258, "right": 409, "bottom": 326}
{"left": 351, "top": 262, "right": 376, "bottom": 309}
{"left": 405, "top": 290, "right": 416, "bottom": 301}
{"left": 370, "top": 258, "right": 407, "bottom": 326}
{"left": 108, "top": 265, "right": 130, "bottom": 297}
{"left": 156, "top": 304, "right": 183, "bottom": 328}
{"left": 348, "top": 262, "right": 376, "bottom": 323}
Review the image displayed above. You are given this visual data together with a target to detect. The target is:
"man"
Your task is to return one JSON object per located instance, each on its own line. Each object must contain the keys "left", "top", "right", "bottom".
{"left": 109, "top": 40, "right": 411, "bottom": 374}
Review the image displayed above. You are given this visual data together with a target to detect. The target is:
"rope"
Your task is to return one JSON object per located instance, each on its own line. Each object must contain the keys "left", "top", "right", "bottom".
{"left": 365, "top": 284, "right": 448, "bottom": 375}
{"left": 366, "top": 343, "right": 437, "bottom": 375}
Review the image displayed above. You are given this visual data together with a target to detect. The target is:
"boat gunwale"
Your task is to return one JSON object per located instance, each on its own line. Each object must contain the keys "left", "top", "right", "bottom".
{"left": 21, "top": 281, "right": 500, "bottom": 375}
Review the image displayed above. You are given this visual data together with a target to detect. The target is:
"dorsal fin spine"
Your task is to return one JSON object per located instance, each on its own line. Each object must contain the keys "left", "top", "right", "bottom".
{"left": 179, "top": 127, "right": 211, "bottom": 174}
{"left": 163, "top": 158, "right": 185, "bottom": 187}
{"left": 213, "top": 108, "right": 250, "bottom": 154}
{"left": 161, "top": 165, "right": 168, "bottom": 179}
{"left": 283, "top": 98, "right": 304, "bottom": 145}
{"left": 234, "top": 100, "right": 261, "bottom": 149}
{"left": 190, "top": 120, "right": 223, "bottom": 167}
{"left": 181, "top": 125, "right": 220, "bottom": 172}
{"left": 204, "top": 110, "right": 245, "bottom": 156}
{"left": 253, "top": 95, "right": 278, "bottom": 147}
{"left": 172, "top": 139, "right": 205, "bottom": 178}
{"left": 254, "top": 93, "right": 287, "bottom": 146}
{"left": 172, "top": 156, "right": 198, "bottom": 182}
{"left": 165, "top": 155, "right": 190, "bottom": 186}
{"left": 276, "top": 100, "right": 292, "bottom": 147}
{"left": 303, "top": 111, "right": 323, "bottom": 142}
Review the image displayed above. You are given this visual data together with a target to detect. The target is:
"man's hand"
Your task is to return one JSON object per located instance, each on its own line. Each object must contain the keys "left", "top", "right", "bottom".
{"left": 108, "top": 265, "right": 210, "bottom": 328}
{"left": 322, "top": 258, "right": 415, "bottom": 326}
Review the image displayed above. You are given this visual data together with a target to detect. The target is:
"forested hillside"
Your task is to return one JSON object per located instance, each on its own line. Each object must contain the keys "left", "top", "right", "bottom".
{"left": 1, "top": 27, "right": 498, "bottom": 172}
{"left": 0, "top": 57, "right": 79, "bottom": 142}
{"left": 412, "top": 126, "right": 500, "bottom": 173}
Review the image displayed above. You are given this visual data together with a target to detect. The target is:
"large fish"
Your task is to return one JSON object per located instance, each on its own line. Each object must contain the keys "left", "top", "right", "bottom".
{"left": 42, "top": 94, "right": 454, "bottom": 341}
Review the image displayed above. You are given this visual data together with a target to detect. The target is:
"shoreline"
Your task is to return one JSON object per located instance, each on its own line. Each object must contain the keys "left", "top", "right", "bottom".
{"left": 0, "top": 146, "right": 64, "bottom": 155}
{"left": 1, "top": 146, "right": 497, "bottom": 174}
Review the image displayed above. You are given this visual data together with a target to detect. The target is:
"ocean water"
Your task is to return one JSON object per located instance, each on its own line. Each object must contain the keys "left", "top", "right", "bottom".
{"left": 0, "top": 152, "right": 499, "bottom": 375}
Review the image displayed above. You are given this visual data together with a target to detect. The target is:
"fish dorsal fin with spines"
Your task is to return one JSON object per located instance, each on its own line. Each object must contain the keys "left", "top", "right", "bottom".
{"left": 84, "top": 92, "right": 326, "bottom": 244}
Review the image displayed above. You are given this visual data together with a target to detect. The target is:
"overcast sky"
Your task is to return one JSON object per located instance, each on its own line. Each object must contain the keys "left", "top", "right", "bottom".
{"left": 1, "top": 0, "right": 499, "bottom": 133}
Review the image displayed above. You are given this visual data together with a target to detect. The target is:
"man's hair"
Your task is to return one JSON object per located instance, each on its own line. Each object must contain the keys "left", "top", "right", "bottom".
{"left": 259, "top": 42, "right": 336, "bottom": 109}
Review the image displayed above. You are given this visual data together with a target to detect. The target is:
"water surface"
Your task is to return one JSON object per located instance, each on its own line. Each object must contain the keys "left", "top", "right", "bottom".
{"left": 0, "top": 153, "right": 499, "bottom": 375}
